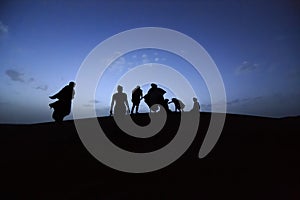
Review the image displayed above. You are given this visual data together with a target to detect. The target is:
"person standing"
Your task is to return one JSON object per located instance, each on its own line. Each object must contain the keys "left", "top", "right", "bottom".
{"left": 110, "top": 85, "right": 130, "bottom": 116}
{"left": 49, "top": 81, "right": 75, "bottom": 122}
{"left": 131, "top": 85, "right": 143, "bottom": 114}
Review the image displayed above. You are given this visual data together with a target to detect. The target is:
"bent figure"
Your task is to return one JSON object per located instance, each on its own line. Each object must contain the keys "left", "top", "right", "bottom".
{"left": 131, "top": 85, "right": 143, "bottom": 114}
{"left": 169, "top": 98, "right": 185, "bottom": 112}
{"left": 49, "top": 81, "right": 75, "bottom": 122}
{"left": 144, "top": 83, "right": 166, "bottom": 112}
{"left": 110, "top": 85, "right": 130, "bottom": 117}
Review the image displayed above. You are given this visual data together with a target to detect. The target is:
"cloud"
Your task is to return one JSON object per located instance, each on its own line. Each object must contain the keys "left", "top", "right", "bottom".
{"left": 286, "top": 67, "right": 300, "bottom": 80}
{"left": 141, "top": 54, "right": 150, "bottom": 63}
{"left": 104, "top": 51, "right": 122, "bottom": 66}
{"left": 35, "top": 85, "right": 48, "bottom": 91}
{"left": 83, "top": 104, "right": 93, "bottom": 107}
{"left": 82, "top": 100, "right": 101, "bottom": 108}
{"left": 0, "top": 21, "right": 8, "bottom": 35}
{"left": 89, "top": 99, "right": 100, "bottom": 104}
{"left": 5, "top": 69, "right": 50, "bottom": 93}
{"left": 28, "top": 77, "right": 35, "bottom": 84}
{"left": 5, "top": 69, "right": 25, "bottom": 82}
{"left": 107, "top": 56, "right": 127, "bottom": 73}
{"left": 235, "top": 61, "right": 260, "bottom": 75}
{"left": 226, "top": 96, "right": 262, "bottom": 106}
{"left": 194, "top": 93, "right": 300, "bottom": 118}
{"left": 0, "top": 101, "right": 9, "bottom": 106}
{"left": 226, "top": 93, "right": 300, "bottom": 118}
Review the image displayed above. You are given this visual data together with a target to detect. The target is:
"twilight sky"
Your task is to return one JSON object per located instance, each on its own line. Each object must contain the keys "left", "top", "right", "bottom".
{"left": 0, "top": 0, "right": 299, "bottom": 124}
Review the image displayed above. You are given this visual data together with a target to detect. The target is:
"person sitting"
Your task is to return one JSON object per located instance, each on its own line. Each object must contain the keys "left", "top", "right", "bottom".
{"left": 191, "top": 97, "right": 200, "bottom": 112}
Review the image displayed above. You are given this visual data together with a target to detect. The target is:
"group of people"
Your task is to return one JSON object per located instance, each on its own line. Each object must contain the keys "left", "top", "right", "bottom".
{"left": 49, "top": 81, "right": 200, "bottom": 122}
{"left": 110, "top": 83, "right": 200, "bottom": 116}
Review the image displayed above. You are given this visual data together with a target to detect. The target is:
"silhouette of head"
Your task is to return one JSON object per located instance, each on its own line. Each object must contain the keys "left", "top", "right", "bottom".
{"left": 117, "top": 85, "right": 123, "bottom": 93}
{"left": 136, "top": 85, "right": 140, "bottom": 89}
{"left": 193, "top": 97, "right": 197, "bottom": 102}
{"left": 151, "top": 83, "right": 157, "bottom": 88}
{"left": 69, "top": 81, "right": 76, "bottom": 87}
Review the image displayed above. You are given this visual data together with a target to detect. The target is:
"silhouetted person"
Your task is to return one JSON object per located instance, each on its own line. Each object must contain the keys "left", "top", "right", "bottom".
{"left": 191, "top": 97, "right": 200, "bottom": 112}
{"left": 169, "top": 98, "right": 185, "bottom": 112}
{"left": 162, "top": 98, "right": 171, "bottom": 113}
{"left": 110, "top": 85, "right": 130, "bottom": 116}
{"left": 49, "top": 81, "right": 75, "bottom": 122}
{"left": 143, "top": 83, "right": 166, "bottom": 112}
{"left": 131, "top": 85, "right": 143, "bottom": 114}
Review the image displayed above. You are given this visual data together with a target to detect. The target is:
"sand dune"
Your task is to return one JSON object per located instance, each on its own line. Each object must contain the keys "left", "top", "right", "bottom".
{"left": 1, "top": 112, "right": 299, "bottom": 199}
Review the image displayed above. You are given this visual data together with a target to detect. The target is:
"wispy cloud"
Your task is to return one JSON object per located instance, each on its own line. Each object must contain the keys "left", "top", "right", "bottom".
{"left": 5, "top": 69, "right": 36, "bottom": 83}
{"left": 104, "top": 51, "right": 122, "bottom": 66}
{"left": 198, "top": 93, "right": 300, "bottom": 117}
{"left": 235, "top": 61, "right": 260, "bottom": 75}
{"left": 89, "top": 99, "right": 100, "bottom": 104}
{"left": 201, "top": 96, "right": 263, "bottom": 111}
{"left": 107, "top": 56, "right": 127, "bottom": 73}
{"left": 29, "top": 77, "right": 35, "bottom": 82}
{"left": 0, "top": 101, "right": 9, "bottom": 106}
{"left": 83, "top": 104, "right": 93, "bottom": 107}
{"left": 227, "top": 96, "right": 262, "bottom": 106}
{"left": 35, "top": 85, "right": 48, "bottom": 91}
{"left": 141, "top": 54, "right": 150, "bottom": 63}
{"left": 5, "top": 69, "right": 25, "bottom": 82}
{"left": 5, "top": 69, "right": 49, "bottom": 92}
{"left": 227, "top": 93, "right": 300, "bottom": 117}
{"left": 0, "top": 21, "right": 8, "bottom": 35}
{"left": 82, "top": 99, "right": 101, "bottom": 107}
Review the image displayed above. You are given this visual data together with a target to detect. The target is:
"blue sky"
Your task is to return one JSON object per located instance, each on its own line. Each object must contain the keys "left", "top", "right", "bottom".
{"left": 0, "top": 0, "right": 299, "bottom": 123}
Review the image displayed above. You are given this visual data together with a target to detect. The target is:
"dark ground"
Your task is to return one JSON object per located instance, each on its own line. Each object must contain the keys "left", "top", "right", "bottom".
{"left": 0, "top": 112, "right": 299, "bottom": 199}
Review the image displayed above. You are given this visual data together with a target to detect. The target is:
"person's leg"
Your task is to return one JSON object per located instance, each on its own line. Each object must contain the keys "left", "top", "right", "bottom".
{"left": 52, "top": 110, "right": 63, "bottom": 122}
{"left": 52, "top": 110, "right": 58, "bottom": 121}
{"left": 131, "top": 104, "right": 134, "bottom": 114}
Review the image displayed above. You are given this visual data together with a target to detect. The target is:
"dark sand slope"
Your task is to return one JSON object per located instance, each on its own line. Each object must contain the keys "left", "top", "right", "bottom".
{"left": 1, "top": 112, "right": 299, "bottom": 199}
